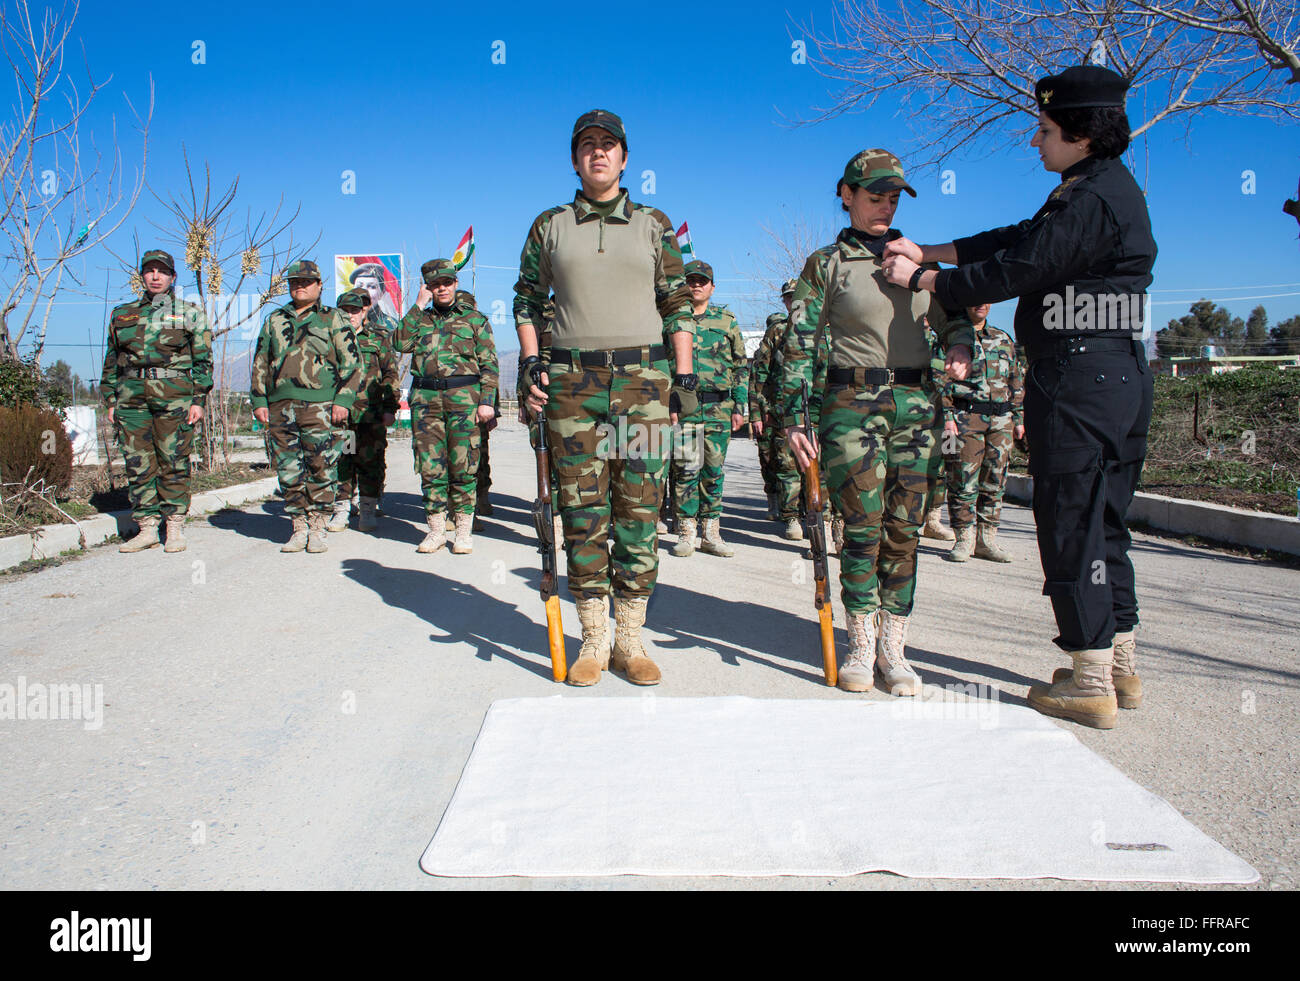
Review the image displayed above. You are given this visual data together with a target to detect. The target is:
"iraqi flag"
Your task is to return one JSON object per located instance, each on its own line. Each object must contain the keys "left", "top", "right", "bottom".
{"left": 452, "top": 227, "right": 475, "bottom": 270}
{"left": 676, "top": 221, "right": 695, "bottom": 262}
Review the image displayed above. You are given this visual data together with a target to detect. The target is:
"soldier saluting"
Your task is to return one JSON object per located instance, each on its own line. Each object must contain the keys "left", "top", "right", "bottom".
{"left": 100, "top": 249, "right": 213, "bottom": 553}
{"left": 883, "top": 65, "right": 1156, "bottom": 729}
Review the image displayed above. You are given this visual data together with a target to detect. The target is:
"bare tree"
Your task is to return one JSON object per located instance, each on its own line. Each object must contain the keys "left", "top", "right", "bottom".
{"left": 748, "top": 208, "right": 838, "bottom": 302}
{"left": 0, "top": 0, "right": 152, "bottom": 363}
{"left": 794, "top": 0, "right": 1300, "bottom": 169}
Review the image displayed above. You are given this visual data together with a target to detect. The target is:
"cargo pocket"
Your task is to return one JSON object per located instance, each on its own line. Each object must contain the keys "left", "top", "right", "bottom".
{"left": 553, "top": 458, "right": 603, "bottom": 511}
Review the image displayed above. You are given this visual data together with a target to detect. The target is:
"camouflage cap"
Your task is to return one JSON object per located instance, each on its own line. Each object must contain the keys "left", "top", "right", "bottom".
{"left": 337, "top": 288, "right": 370, "bottom": 310}
{"left": 781, "top": 278, "right": 798, "bottom": 297}
{"left": 139, "top": 249, "right": 176, "bottom": 275}
{"left": 421, "top": 258, "right": 458, "bottom": 285}
{"left": 1035, "top": 65, "right": 1128, "bottom": 110}
{"left": 571, "top": 109, "right": 627, "bottom": 151}
{"left": 838, "top": 149, "right": 916, "bottom": 198}
{"left": 284, "top": 259, "right": 322, "bottom": 282}
{"left": 684, "top": 259, "right": 713, "bottom": 283}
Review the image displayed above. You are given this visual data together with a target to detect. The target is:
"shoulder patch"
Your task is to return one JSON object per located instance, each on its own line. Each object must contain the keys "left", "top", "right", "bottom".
{"left": 632, "top": 203, "right": 674, "bottom": 230}
{"left": 1048, "top": 174, "right": 1085, "bottom": 203}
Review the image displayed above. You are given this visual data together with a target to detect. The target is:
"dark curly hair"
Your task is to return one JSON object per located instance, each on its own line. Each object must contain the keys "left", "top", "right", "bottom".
{"left": 1045, "top": 105, "right": 1131, "bottom": 159}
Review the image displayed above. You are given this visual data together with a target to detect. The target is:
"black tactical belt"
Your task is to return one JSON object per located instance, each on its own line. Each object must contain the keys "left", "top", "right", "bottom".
{"left": 123, "top": 365, "right": 189, "bottom": 380}
{"left": 953, "top": 397, "right": 1012, "bottom": 415}
{"left": 697, "top": 389, "right": 732, "bottom": 404}
{"left": 827, "top": 366, "right": 925, "bottom": 386}
{"left": 550, "top": 344, "right": 667, "bottom": 368}
{"left": 414, "top": 374, "right": 479, "bottom": 390}
{"left": 1027, "top": 336, "right": 1141, "bottom": 363}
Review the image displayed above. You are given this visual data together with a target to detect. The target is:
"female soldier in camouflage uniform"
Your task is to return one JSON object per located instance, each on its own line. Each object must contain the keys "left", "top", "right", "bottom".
{"left": 783, "top": 150, "right": 973, "bottom": 695}
{"left": 515, "top": 109, "right": 695, "bottom": 688}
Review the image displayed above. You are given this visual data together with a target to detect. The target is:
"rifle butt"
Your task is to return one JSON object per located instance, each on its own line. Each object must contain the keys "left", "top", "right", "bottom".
{"left": 545, "top": 595, "right": 566, "bottom": 682}
{"left": 819, "top": 606, "right": 837, "bottom": 686}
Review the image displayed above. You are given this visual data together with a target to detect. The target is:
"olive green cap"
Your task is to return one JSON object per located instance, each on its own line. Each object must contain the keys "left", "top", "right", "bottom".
{"left": 571, "top": 109, "right": 627, "bottom": 152}
{"left": 139, "top": 249, "right": 176, "bottom": 275}
{"left": 284, "top": 259, "right": 322, "bottom": 282}
{"left": 337, "top": 289, "right": 370, "bottom": 310}
{"left": 421, "top": 258, "right": 458, "bottom": 285}
{"left": 838, "top": 148, "right": 916, "bottom": 198}
{"left": 684, "top": 259, "right": 713, "bottom": 283}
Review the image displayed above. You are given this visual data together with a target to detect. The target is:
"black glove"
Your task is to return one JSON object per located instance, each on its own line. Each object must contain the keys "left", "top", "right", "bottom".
{"left": 670, "top": 373, "right": 699, "bottom": 417}
{"left": 520, "top": 354, "right": 546, "bottom": 390}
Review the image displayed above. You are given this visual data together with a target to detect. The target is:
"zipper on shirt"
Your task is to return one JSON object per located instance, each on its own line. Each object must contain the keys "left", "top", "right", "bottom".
{"left": 598, "top": 217, "right": 605, "bottom": 254}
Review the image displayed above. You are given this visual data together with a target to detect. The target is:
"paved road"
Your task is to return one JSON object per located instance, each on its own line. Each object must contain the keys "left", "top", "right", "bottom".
{"left": 1, "top": 420, "right": 1296, "bottom": 890}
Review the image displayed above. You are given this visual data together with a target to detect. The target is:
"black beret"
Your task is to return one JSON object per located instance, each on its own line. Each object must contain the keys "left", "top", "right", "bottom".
{"left": 1035, "top": 65, "right": 1128, "bottom": 111}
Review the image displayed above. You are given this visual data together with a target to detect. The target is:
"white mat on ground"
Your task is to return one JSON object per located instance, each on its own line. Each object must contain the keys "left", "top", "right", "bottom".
{"left": 420, "top": 696, "right": 1258, "bottom": 882}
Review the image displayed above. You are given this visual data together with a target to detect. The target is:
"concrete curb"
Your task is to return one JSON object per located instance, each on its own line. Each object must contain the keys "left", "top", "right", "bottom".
{"left": 1005, "top": 474, "right": 1300, "bottom": 556}
{"left": 0, "top": 476, "right": 280, "bottom": 572}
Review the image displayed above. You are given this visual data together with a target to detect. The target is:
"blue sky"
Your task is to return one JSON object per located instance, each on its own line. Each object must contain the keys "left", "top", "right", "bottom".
{"left": 24, "top": 0, "right": 1300, "bottom": 381}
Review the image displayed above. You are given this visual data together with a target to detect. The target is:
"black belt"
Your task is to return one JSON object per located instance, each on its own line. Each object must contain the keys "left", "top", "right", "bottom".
{"left": 1026, "top": 336, "right": 1141, "bottom": 363}
{"left": 953, "top": 397, "right": 1012, "bottom": 415}
{"left": 827, "top": 366, "right": 925, "bottom": 386}
{"left": 697, "top": 388, "right": 732, "bottom": 404}
{"left": 123, "top": 365, "right": 188, "bottom": 380}
{"left": 549, "top": 344, "right": 667, "bottom": 368}
{"left": 414, "top": 374, "right": 479, "bottom": 390}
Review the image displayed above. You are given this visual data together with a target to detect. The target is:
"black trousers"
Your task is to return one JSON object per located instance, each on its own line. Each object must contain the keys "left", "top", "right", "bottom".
{"left": 1024, "top": 347, "right": 1154, "bottom": 651}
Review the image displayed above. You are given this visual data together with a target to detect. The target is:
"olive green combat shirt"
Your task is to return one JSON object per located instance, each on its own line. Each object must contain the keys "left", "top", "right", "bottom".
{"left": 100, "top": 290, "right": 213, "bottom": 407}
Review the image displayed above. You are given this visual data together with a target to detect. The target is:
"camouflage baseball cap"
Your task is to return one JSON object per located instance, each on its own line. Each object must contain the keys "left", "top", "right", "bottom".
{"left": 684, "top": 260, "right": 713, "bottom": 283}
{"left": 284, "top": 259, "right": 322, "bottom": 282}
{"left": 337, "top": 289, "right": 370, "bottom": 310}
{"left": 781, "top": 278, "right": 798, "bottom": 296}
{"left": 421, "top": 258, "right": 458, "bottom": 284}
{"left": 571, "top": 109, "right": 627, "bottom": 151}
{"left": 139, "top": 249, "right": 176, "bottom": 274}
{"left": 838, "top": 149, "right": 916, "bottom": 198}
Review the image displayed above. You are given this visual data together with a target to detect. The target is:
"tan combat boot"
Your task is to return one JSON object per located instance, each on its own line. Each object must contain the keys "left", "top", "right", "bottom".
{"left": 945, "top": 525, "right": 975, "bottom": 562}
{"left": 1029, "top": 648, "right": 1118, "bottom": 729}
{"left": 656, "top": 518, "right": 668, "bottom": 534}
{"left": 451, "top": 512, "right": 474, "bottom": 554}
{"left": 672, "top": 517, "right": 698, "bottom": 557}
{"left": 973, "top": 522, "right": 1013, "bottom": 562}
{"left": 838, "top": 611, "right": 877, "bottom": 692}
{"left": 875, "top": 610, "right": 922, "bottom": 696}
{"left": 831, "top": 515, "right": 845, "bottom": 555}
{"left": 326, "top": 498, "right": 351, "bottom": 532}
{"left": 567, "top": 595, "right": 609, "bottom": 687}
{"left": 120, "top": 516, "right": 161, "bottom": 553}
{"left": 417, "top": 513, "right": 445, "bottom": 553}
{"left": 280, "top": 516, "right": 308, "bottom": 553}
{"left": 783, "top": 518, "right": 803, "bottom": 541}
{"left": 357, "top": 496, "right": 378, "bottom": 532}
{"left": 699, "top": 517, "right": 734, "bottom": 557}
{"left": 921, "top": 507, "right": 955, "bottom": 541}
{"left": 1054, "top": 629, "right": 1141, "bottom": 709}
{"left": 611, "top": 596, "right": 660, "bottom": 685}
{"left": 306, "top": 512, "right": 329, "bottom": 553}
{"left": 163, "top": 514, "right": 188, "bottom": 553}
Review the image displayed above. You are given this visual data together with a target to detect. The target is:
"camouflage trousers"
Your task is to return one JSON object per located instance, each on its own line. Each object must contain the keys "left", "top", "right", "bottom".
{"left": 266, "top": 399, "right": 344, "bottom": 516}
{"left": 545, "top": 357, "right": 670, "bottom": 600}
{"left": 112, "top": 383, "right": 196, "bottom": 520}
{"left": 336, "top": 416, "right": 388, "bottom": 502}
{"left": 762, "top": 425, "right": 804, "bottom": 520}
{"left": 820, "top": 382, "right": 941, "bottom": 617}
{"left": 672, "top": 403, "right": 732, "bottom": 520}
{"left": 411, "top": 391, "right": 481, "bottom": 515}
{"left": 944, "top": 412, "right": 1014, "bottom": 528}
{"left": 526, "top": 414, "right": 561, "bottom": 515}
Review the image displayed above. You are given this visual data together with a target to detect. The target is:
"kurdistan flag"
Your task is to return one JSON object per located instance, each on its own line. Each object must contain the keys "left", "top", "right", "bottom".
{"left": 676, "top": 221, "right": 694, "bottom": 261}
{"left": 452, "top": 227, "right": 475, "bottom": 269}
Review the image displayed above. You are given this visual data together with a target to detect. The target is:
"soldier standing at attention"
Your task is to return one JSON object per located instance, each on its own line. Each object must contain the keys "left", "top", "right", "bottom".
{"left": 941, "top": 302, "right": 1025, "bottom": 563}
{"left": 250, "top": 259, "right": 361, "bottom": 554}
{"left": 100, "top": 249, "right": 212, "bottom": 553}
{"left": 669, "top": 259, "right": 748, "bottom": 558}
{"left": 749, "top": 280, "right": 807, "bottom": 539}
{"left": 515, "top": 109, "right": 696, "bottom": 688}
{"left": 329, "top": 288, "right": 398, "bottom": 534}
{"left": 783, "top": 150, "right": 973, "bottom": 696}
{"left": 883, "top": 66, "right": 1156, "bottom": 729}
{"left": 393, "top": 260, "right": 498, "bottom": 555}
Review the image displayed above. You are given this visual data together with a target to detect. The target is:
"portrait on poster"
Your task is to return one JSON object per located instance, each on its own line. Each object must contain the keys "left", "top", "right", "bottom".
{"left": 335, "top": 254, "right": 403, "bottom": 321}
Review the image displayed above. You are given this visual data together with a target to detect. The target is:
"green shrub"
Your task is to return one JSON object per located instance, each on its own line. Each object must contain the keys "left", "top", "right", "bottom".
{"left": 0, "top": 403, "right": 74, "bottom": 497}
{"left": 0, "top": 356, "right": 71, "bottom": 413}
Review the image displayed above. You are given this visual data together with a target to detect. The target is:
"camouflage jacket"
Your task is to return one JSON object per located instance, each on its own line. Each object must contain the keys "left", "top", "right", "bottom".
{"left": 250, "top": 301, "right": 362, "bottom": 410}
{"left": 689, "top": 303, "right": 749, "bottom": 411}
{"left": 749, "top": 311, "right": 791, "bottom": 422}
{"left": 393, "top": 293, "right": 498, "bottom": 403}
{"left": 941, "top": 322, "right": 1024, "bottom": 427}
{"left": 780, "top": 228, "right": 974, "bottom": 429}
{"left": 351, "top": 317, "right": 400, "bottom": 421}
{"left": 512, "top": 189, "right": 695, "bottom": 354}
{"left": 99, "top": 290, "right": 213, "bottom": 406}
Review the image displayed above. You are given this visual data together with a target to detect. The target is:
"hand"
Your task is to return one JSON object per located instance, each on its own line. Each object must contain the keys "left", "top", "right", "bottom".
{"left": 525, "top": 371, "right": 550, "bottom": 413}
{"left": 731, "top": 412, "right": 744, "bottom": 433}
{"left": 882, "top": 254, "right": 919, "bottom": 289}
{"left": 945, "top": 344, "right": 972, "bottom": 381}
{"left": 331, "top": 404, "right": 349, "bottom": 425}
{"left": 107, "top": 406, "right": 115, "bottom": 424}
{"left": 787, "top": 425, "right": 819, "bottom": 472}
{"left": 670, "top": 411, "right": 679, "bottom": 427}
{"left": 416, "top": 284, "right": 433, "bottom": 308}
{"left": 476, "top": 404, "right": 495, "bottom": 424}
{"left": 884, "top": 237, "right": 923, "bottom": 263}
{"left": 752, "top": 418, "right": 764, "bottom": 437}
{"left": 253, "top": 407, "right": 269, "bottom": 425}
{"left": 187, "top": 404, "right": 204, "bottom": 426}
{"left": 1014, "top": 424, "right": 1025, "bottom": 440}
{"left": 944, "top": 419, "right": 958, "bottom": 437}
{"left": 383, "top": 412, "right": 395, "bottom": 426}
